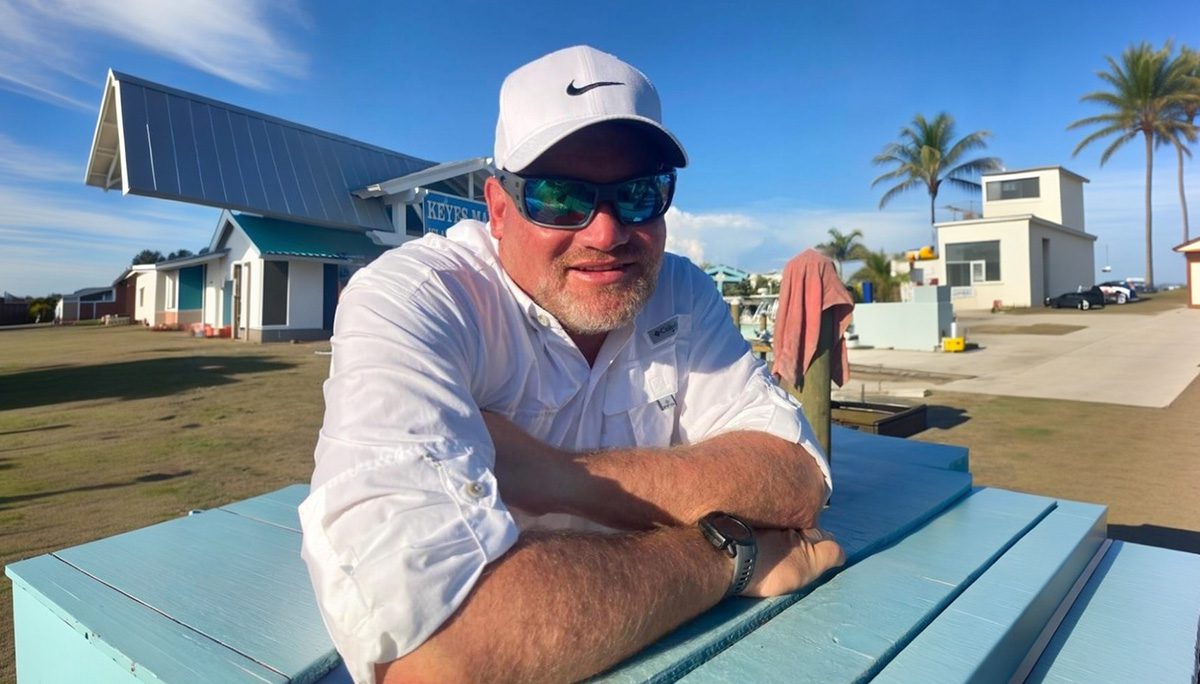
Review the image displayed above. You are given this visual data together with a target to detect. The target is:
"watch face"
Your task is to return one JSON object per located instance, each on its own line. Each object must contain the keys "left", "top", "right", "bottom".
{"left": 707, "top": 514, "right": 753, "bottom": 545}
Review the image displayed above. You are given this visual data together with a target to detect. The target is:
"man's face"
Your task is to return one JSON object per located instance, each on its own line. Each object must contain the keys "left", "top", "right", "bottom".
{"left": 486, "top": 125, "right": 667, "bottom": 336}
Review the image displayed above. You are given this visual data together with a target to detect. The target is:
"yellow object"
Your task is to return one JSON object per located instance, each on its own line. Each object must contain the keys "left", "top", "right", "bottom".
{"left": 905, "top": 245, "right": 937, "bottom": 261}
{"left": 942, "top": 337, "right": 965, "bottom": 352}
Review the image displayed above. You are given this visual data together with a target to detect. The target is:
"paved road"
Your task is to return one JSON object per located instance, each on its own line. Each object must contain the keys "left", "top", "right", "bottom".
{"left": 846, "top": 306, "right": 1200, "bottom": 408}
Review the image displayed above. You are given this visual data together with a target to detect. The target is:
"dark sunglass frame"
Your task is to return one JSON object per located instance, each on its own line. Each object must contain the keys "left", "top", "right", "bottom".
{"left": 495, "top": 170, "right": 677, "bottom": 230}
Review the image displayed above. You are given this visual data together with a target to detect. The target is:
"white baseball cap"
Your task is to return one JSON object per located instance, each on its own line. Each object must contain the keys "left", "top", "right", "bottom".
{"left": 493, "top": 45, "right": 689, "bottom": 173}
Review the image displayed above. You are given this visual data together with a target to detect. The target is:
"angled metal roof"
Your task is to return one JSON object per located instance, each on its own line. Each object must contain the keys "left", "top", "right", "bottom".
{"left": 85, "top": 70, "right": 438, "bottom": 230}
{"left": 355, "top": 157, "right": 492, "bottom": 200}
{"left": 226, "top": 213, "right": 387, "bottom": 262}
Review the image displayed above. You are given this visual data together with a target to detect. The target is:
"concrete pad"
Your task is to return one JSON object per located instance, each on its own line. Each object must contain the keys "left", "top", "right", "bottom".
{"left": 846, "top": 308, "right": 1200, "bottom": 408}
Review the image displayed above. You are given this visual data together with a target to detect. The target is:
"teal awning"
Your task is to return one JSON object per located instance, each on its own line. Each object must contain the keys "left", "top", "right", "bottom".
{"left": 232, "top": 214, "right": 388, "bottom": 262}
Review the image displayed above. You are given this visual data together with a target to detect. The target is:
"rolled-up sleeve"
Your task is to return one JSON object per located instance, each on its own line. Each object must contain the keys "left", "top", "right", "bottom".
{"left": 674, "top": 267, "right": 832, "bottom": 496}
{"left": 299, "top": 261, "right": 518, "bottom": 684}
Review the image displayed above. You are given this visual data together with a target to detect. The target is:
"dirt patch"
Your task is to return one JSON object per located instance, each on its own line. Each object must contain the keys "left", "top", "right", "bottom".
{"left": 967, "top": 323, "right": 1084, "bottom": 336}
{"left": 909, "top": 375, "right": 1200, "bottom": 555}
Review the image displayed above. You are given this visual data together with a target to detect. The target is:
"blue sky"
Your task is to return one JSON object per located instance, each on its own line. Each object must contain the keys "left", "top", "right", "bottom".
{"left": 2, "top": 0, "right": 1197, "bottom": 296}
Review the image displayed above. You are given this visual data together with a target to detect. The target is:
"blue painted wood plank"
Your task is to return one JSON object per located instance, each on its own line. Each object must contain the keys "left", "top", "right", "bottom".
{"left": 219, "top": 483, "right": 308, "bottom": 531}
{"left": 7, "top": 555, "right": 286, "bottom": 683}
{"left": 831, "top": 425, "right": 969, "bottom": 472}
{"left": 1027, "top": 541, "right": 1200, "bottom": 684}
{"left": 675, "top": 488, "right": 1056, "bottom": 684}
{"left": 593, "top": 451, "right": 973, "bottom": 683}
{"left": 51, "top": 508, "right": 338, "bottom": 682}
{"left": 872, "top": 500, "right": 1107, "bottom": 684}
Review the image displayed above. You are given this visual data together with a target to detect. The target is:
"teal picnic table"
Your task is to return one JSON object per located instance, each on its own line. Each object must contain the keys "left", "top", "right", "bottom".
{"left": 7, "top": 427, "right": 1200, "bottom": 683}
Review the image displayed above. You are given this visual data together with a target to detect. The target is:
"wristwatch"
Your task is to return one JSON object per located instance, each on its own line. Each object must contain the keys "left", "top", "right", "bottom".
{"left": 699, "top": 512, "right": 757, "bottom": 597}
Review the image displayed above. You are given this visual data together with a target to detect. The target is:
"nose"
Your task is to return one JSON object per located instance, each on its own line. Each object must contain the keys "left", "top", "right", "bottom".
{"left": 575, "top": 201, "right": 630, "bottom": 251}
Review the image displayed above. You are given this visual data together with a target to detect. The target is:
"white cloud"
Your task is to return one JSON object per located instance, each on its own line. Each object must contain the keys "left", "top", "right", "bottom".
{"left": 0, "top": 134, "right": 81, "bottom": 183}
{"left": 0, "top": 0, "right": 308, "bottom": 110}
{"left": 0, "top": 181, "right": 217, "bottom": 295}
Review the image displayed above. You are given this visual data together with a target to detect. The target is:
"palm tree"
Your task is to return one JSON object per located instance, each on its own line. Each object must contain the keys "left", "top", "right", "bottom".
{"left": 815, "top": 227, "right": 869, "bottom": 277}
{"left": 1069, "top": 41, "right": 1198, "bottom": 289}
{"left": 850, "top": 249, "right": 906, "bottom": 302}
{"left": 1172, "top": 46, "right": 1200, "bottom": 243}
{"left": 871, "top": 113, "right": 1002, "bottom": 243}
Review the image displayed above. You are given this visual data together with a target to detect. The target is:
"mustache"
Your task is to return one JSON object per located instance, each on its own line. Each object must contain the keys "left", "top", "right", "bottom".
{"left": 558, "top": 244, "right": 647, "bottom": 266}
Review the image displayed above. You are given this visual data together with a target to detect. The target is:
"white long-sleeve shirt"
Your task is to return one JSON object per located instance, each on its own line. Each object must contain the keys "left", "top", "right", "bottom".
{"left": 298, "top": 220, "right": 830, "bottom": 683}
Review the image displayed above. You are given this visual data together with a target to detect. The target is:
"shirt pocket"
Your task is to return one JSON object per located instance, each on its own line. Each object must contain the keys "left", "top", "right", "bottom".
{"left": 602, "top": 355, "right": 679, "bottom": 448}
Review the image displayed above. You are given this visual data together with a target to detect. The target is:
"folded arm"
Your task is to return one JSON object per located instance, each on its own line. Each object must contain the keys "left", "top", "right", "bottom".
{"left": 489, "top": 413, "right": 828, "bottom": 531}
{"left": 378, "top": 524, "right": 843, "bottom": 684}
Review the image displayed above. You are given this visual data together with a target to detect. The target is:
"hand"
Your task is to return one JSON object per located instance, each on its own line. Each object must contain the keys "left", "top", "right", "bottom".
{"left": 741, "top": 528, "right": 845, "bottom": 597}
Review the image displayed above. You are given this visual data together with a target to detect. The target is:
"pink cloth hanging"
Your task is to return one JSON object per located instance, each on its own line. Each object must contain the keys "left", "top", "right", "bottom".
{"left": 771, "top": 249, "right": 855, "bottom": 388}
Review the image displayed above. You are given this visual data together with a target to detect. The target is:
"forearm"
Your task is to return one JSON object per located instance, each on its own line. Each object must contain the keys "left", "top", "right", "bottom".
{"left": 570, "top": 431, "right": 828, "bottom": 530}
{"left": 378, "top": 527, "right": 728, "bottom": 684}
{"left": 487, "top": 413, "right": 827, "bottom": 531}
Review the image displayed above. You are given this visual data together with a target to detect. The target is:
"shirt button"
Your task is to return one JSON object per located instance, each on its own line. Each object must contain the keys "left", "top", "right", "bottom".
{"left": 536, "top": 314, "right": 550, "bottom": 327}
{"left": 464, "top": 481, "right": 487, "bottom": 499}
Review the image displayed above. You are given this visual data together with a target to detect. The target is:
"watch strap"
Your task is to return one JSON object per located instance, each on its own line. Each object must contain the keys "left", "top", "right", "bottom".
{"left": 728, "top": 540, "right": 756, "bottom": 597}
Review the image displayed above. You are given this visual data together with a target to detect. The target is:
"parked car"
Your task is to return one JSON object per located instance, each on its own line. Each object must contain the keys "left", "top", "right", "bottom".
{"left": 1097, "top": 280, "right": 1139, "bottom": 304}
{"left": 1044, "top": 286, "right": 1107, "bottom": 310}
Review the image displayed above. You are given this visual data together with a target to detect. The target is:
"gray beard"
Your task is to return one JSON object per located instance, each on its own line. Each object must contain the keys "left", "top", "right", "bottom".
{"left": 536, "top": 256, "right": 662, "bottom": 335}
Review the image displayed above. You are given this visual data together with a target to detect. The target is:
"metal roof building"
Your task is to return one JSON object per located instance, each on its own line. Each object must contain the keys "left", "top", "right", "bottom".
{"left": 84, "top": 70, "right": 491, "bottom": 340}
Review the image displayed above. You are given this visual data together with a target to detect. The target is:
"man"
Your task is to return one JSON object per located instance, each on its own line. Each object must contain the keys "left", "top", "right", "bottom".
{"left": 299, "top": 45, "right": 844, "bottom": 684}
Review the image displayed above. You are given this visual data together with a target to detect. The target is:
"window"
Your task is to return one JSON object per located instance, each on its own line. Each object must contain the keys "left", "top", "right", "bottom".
{"left": 165, "top": 275, "right": 175, "bottom": 310}
{"left": 946, "top": 240, "right": 1001, "bottom": 286}
{"left": 262, "top": 260, "right": 289, "bottom": 325}
{"left": 986, "top": 177, "right": 1039, "bottom": 201}
{"left": 138, "top": 287, "right": 144, "bottom": 307}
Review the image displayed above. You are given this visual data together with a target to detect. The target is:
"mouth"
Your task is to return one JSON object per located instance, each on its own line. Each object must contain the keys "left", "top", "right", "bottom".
{"left": 565, "top": 260, "right": 638, "bottom": 285}
{"left": 569, "top": 261, "right": 633, "bottom": 273}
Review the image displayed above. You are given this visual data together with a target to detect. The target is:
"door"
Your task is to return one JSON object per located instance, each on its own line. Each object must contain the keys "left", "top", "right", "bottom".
{"left": 232, "top": 265, "right": 243, "bottom": 340}
{"left": 222, "top": 280, "right": 233, "bottom": 327}
{"left": 323, "top": 263, "right": 338, "bottom": 331}
{"left": 1042, "top": 238, "right": 1051, "bottom": 302}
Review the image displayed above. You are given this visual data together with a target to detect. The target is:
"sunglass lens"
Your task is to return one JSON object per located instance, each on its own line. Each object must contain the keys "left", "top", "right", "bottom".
{"left": 524, "top": 179, "right": 595, "bottom": 227}
{"left": 617, "top": 173, "right": 673, "bottom": 224}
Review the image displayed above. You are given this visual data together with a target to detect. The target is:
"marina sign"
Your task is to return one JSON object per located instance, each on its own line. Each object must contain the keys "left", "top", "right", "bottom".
{"left": 423, "top": 191, "right": 488, "bottom": 235}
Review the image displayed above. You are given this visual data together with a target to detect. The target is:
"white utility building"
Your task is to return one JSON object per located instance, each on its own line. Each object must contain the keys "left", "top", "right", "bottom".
{"left": 922, "top": 166, "right": 1097, "bottom": 310}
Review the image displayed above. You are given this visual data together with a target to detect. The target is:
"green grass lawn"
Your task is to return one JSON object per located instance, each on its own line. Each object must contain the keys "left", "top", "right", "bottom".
{"left": 0, "top": 325, "right": 331, "bottom": 681}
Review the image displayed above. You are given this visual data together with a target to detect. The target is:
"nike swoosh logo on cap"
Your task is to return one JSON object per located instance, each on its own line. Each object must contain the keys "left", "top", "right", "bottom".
{"left": 566, "top": 80, "right": 624, "bottom": 96}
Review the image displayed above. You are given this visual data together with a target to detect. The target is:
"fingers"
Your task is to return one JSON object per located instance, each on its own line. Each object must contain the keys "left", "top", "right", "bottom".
{"left": 741, "top": 528, "right": 839, "bottom": 598}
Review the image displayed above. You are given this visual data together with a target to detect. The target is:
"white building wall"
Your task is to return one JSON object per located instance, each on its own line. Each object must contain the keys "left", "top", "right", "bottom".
{"left": 938, "top": 218, "right": 1032, "bottom": 310}
{"left": 1027, "top": 224, "right": 1096, "bottom": 304}
{"left": 134, "top": 272, "right": 158, "bottom": 325}
{"left": 163, "top": 271, "right": 178, "bottom": 312}
{"left": 217, "top": 225, "right": 262, "bottom": 335}
{"left": 286, "top": 260, "right": 325, "bottom": 330}
{"left": 982, "top": 168, "right": 1086, "bottom": 231}
{"left": 248, "top": 258, "right": 264, "bottom": 330}
{"left": 202, "top": 258, "right": 227, "bottom": 327}
{"left": 1058, "top": 175, "right": 1086, "bottom": 232}
{"left": 983, "top": 168, "right": 1061, "bottom": 223}
{"left": 1189, "top": 259, "right": 1200, "bottom": 307}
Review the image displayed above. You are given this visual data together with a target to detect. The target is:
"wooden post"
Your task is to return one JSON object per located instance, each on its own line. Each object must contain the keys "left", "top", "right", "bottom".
{"left": 796, "top": 309, "right": 835, "bottom": 464}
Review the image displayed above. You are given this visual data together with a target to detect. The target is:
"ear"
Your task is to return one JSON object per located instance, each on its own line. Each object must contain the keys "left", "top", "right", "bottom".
{"left": 484, "top": 176, "right": 510, "bottom": 240}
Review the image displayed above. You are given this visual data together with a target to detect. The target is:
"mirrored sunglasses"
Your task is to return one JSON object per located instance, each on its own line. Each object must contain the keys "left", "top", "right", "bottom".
{"left": 496, "top": 170, "right": 676, "bottom": 229}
